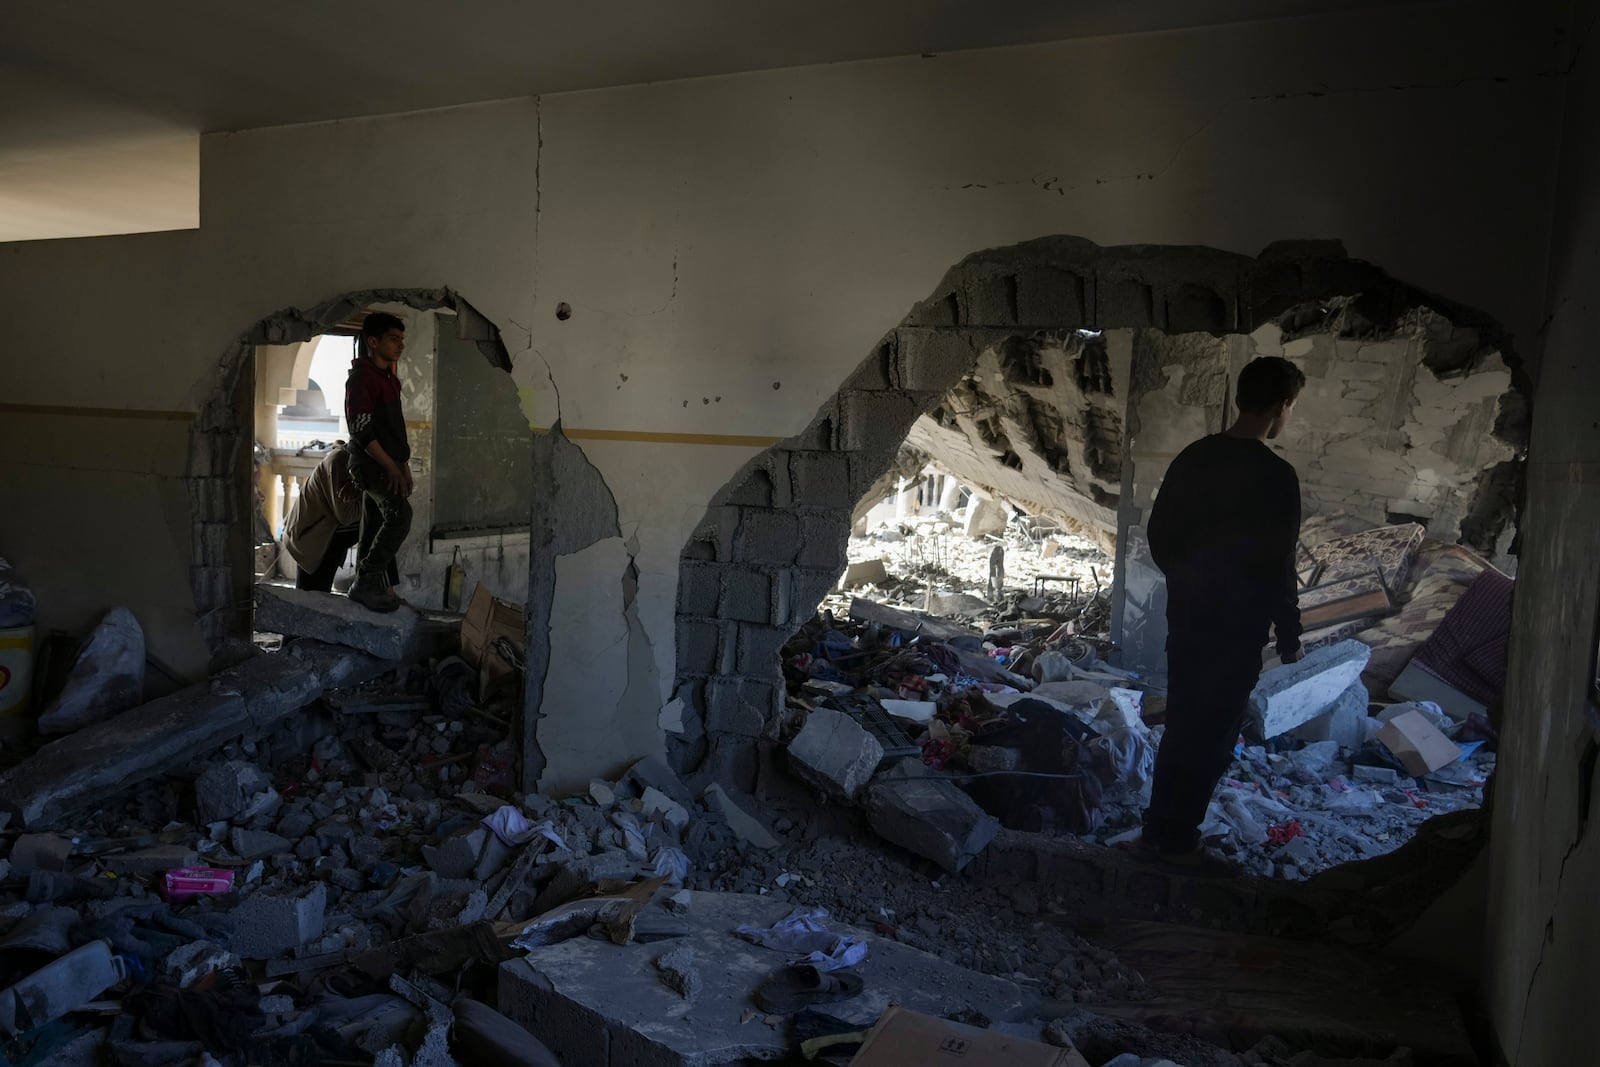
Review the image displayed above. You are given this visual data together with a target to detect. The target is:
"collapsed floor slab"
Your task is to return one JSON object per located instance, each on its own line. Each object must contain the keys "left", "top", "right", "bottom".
{"left": 254, "top": 585, "right": 420, "bottom": 660}
{"left": 0, "top": 640, "right": 388, "bottom": 828}
{"left": 498, "top": 891, "right": 1030, "bottom": 1067}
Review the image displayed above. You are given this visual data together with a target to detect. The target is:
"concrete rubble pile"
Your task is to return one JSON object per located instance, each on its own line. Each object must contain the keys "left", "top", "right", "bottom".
{"left": 779, "top": 509, "right": 1505, "bottom": 880}
{"left": 0, "top": 586, "right": 763, "bottom": 1067}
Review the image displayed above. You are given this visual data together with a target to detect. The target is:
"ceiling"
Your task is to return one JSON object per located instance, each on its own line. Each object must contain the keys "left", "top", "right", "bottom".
{"left": 0, "top": 0, "right": 1420, "bottom": 242}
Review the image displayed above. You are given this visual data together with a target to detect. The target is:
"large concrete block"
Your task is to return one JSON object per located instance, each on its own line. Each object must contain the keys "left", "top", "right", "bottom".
{"left": 866, "top": 761, "right": 1000, "bottom": 874}
{"left": 1290, "top": 680, "right": 1370, "bottom": 752}
{"left": 838, "top": 391, "right": 925, "bottom": 455}
{"left": 231, "top": 883, "right": 326, "bottom": 960}
{"left": 705, "top": 678, "right": 769, "bottom": 738}
{"left": 1015, "top": 267, "right": 1087, "bottom": 326}
{"left": 1248, "top": 640, "right": 1372, "bottom": 739}
{"left": 787, "top": 708, "right": 883, "bottom": 802}
{"left": 195, "top": 760, "right": 273, "bottom": 824}
{"left": 498, "top": 892, "right": 1027, "bottom": 1067}
{"left": 674, "top": 620, "right": 719, "bottom": 675}
{"left": 254, "top": 586, "right": 418, "bottom": 660}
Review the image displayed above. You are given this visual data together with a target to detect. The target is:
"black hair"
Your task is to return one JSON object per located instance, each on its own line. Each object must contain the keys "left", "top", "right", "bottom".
{"left": 1236, "top": 356, "right": 1306, "bottom": 415}
{"left": 361, "top": 312, "right": 406, "bottom": 351}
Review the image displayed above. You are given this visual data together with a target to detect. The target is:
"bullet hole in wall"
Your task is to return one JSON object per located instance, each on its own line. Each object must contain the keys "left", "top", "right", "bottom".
{"left": 555, "top": 302, "right": 572, "bottom": 321}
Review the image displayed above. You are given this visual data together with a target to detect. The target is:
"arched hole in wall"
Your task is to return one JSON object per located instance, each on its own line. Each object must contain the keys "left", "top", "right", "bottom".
{"left": 671, "top": 237, "right": 1529, "bottom": 932}
{"left": 187, "top": 288, "right": 529, "bottom": 653}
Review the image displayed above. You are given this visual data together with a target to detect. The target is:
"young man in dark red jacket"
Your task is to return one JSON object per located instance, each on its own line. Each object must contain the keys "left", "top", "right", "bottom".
{"left": 1141, "top": 356, "right": 1307, "bottom": 869}
{"left": 343, "top": 312, "right": 413, "bottom": 613}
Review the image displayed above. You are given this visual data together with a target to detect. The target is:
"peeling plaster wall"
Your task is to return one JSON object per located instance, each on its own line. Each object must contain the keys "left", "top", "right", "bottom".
{"left": 1485, "top": 25, "right": 1600, "bottom": 1066}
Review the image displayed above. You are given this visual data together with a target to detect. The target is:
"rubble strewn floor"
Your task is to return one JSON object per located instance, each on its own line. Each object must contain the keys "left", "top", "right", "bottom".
{"left": 792, "top": 512, "right": 1497, "bottom": 884}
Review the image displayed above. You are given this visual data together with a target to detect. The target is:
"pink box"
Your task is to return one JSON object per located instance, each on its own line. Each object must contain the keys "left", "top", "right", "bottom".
{"left": 163, "top": 867, "right": 235, "bottom": 902}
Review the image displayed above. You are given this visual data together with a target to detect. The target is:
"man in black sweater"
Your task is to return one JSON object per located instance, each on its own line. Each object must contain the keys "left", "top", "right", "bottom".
{"left": 343, "top": 312, "right": 414, "bottom": 613}
{"left": 1141, "top": 356, "right": 1307, "bottom": 866}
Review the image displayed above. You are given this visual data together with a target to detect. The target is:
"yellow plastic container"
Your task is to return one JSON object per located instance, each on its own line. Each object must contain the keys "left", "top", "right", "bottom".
{"left": 0, "top": 625, "right": 34, "bottom": 718}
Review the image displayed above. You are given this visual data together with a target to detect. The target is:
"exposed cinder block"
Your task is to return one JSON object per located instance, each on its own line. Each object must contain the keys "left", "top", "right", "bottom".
{"left": 231, "top": 883, "right": 327, "bottom": 960}
{"left": 844, "top": 340, "right": 897, "bottom": 391}
{"left": 737, "top": 509, "right": 801, "bottom": 565}
{"left": 196, "top": 760, "right": 272, "bottom": 824}
{"left": 905, "top": 289, "right": 962, "bottom": 328}
{"left": 1015, "top": 267, "right": 1087, "bottom": 326}
{"left": 1166, "top": 283, "right": 1232, "bottom": 334}
{"left": 1097, "top": 276, "right": 1155, "bottom": 327}
{"left": 1248, "top": 640, "right": 1373, "bottom": 739}
{"left": 788, "top": 708, "right": 882, "bottom": 801}
{"left": 895, "top": 330, "right": 979, "bottom": 392}
{"left": 788, "top": 568, "right": 840, "bottom": 628}
{"left": 789, "top": 451, "right": 852, "bottom": 509}
{"left": 706, "top": 678, "right": 773, "bottom": 738}
{"left": 838, "top": 391, "right": 925, "bottom": 455}
{"left": 796, "top": 514, "right": 844, "bottom": 570}
{"left": 960, "top": 272, "right": 1017, "bottom": 326}
{"left": 676, "top": 561, "right": 722, "bottom": 617}
{"left": 735, "top": 625, "right": 789, "bottom": 675}
{"left": 719, "top": 568, "right": 772, "bottom": 625}
{"left": 674, "top": 620, "right": 719, "bottom": 675}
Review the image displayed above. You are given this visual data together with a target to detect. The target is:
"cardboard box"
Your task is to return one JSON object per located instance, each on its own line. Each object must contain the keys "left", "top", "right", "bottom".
{"left": 461, "top": 584, "right": 526, "bottom": 671}
{"left": 1376, "top": 709, "right": 1460, "bottom": 776}
{"left": 850, "top": 1006, "right": 1089, "bottom": 1067}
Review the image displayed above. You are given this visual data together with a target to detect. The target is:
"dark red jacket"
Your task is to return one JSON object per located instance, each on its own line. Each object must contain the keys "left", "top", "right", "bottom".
{"left": 345, "top": 357, "right": 410, "bottom": 463}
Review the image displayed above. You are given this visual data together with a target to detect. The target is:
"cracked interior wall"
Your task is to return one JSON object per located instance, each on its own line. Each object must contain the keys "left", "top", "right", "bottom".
{"left": 1484, "top": 32, "right": 1600, "bottom": 1066}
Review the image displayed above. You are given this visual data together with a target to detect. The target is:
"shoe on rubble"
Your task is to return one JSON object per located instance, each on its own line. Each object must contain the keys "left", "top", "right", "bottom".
{"left": 348, "top": 576, "right": 401, "bottom": 613}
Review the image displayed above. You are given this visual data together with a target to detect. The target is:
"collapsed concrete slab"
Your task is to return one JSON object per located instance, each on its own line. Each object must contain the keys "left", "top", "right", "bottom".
{"left": 1247, "top": 640, "right": 1372, "bottom": 739}
{"left": 254, "top": 585, "right": 419, "bottom": 660}
{"left": 787, "top": 708, "right": 883, "bottom": 802}
{"left": 498, "top": 891, "right": 1028, "bottom": 1067}
{"left": 0, "top": 641, "right": 388, "bottom": 828}
{"left": 866, "top": 760, "right": 1000, "bottom": 874}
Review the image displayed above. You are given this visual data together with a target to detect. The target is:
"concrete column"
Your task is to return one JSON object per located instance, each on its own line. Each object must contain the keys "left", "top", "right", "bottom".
{"left": 938, "top": 475, "right": 962, "bottom": 513}
{"left": 894, "top": 477, "right": 910, "bottom": 518}
{"left": 266, "top": 473, "right": 284, "bottom": 538}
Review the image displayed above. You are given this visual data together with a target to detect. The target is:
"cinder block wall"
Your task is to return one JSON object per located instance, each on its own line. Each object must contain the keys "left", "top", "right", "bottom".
{"left": 668, "top": 238, "right": 1521, "bottom": 786}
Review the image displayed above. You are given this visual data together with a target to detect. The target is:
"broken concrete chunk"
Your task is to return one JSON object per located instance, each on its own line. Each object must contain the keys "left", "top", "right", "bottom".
{"left": 621, "top": 756, "right": 694, "bottom": 810}
{"left": 422, "top": 828, "right": 489, "bottom": 880}
{"left": 0, "top": 939, "right": 122, "bottom": 1037}
{"left": 230, "top": 883, "right": 327, "bottom": 960}
{"left": 254, "top": 585, "right": 419, "bottom": 660}
{"left": 195, "top": 760, "right": 273, "bottom": 824}
{"left": 9, "top": 833, "right": 72, "bottom": 874}
{"left": 839, "top": 558, "right": 889, "bottom": 590}
{"left": 640, "top": 787, "right": 691, "bottom": 835}
{"left": 788, "top": 708, "right": 883, "bottom": 803}
{"left": 963, "top": 497, "right": 1009, "bottom": 539}
{"left": 1248, "top": 640, "right": 1371, "bottom": 739}
{"left": 654, "top": 945, "right": 702, "bottom": 999}
{"left": 0, "top": 641, "right": 388, "bottom": 829}
{"left": 588, "top": 780, "right": 616, "bottom": 808}
{"left": 866, "top": 760, "right": 999, "bottom": 874}
{"left": 702, "top": 784, "right": 779, "bottom": 850}
{"left": 231, "top": 827, "right": 292, "bottom": 861}
{"left": 37, "top": 608, "right": 145, "bottom": 735}
{"left": 1290, "top": 681, "right": 1370, "bottom": 752}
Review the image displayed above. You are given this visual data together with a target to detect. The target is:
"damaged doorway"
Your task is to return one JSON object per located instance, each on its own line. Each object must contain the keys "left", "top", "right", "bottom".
{"left": 672, "top": 237, "right": 1526, "bottom": 893}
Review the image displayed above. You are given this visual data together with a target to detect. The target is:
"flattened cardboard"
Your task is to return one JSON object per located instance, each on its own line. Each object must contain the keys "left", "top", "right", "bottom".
{"left": 850, "top": 1006, "right": 1088, "bottom": 1067}
{"left": 1376, "top": 708, "right": 1460, "bottom": 776}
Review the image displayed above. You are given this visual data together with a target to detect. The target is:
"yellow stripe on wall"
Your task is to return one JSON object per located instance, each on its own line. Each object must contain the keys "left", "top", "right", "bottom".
{"left": 0, "top": 403, "right": 783, "bottom": 448}
{"left": 0, "top": 402, "right": 194, "bottom": 422}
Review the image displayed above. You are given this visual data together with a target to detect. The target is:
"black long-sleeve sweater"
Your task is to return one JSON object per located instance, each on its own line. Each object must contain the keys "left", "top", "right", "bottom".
{"left": 1147, "top": 434, "right": 1303, "bottom": 656}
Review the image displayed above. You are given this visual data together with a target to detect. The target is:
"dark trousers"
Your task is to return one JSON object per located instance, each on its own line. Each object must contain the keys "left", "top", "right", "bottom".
{"left": 346, "top": 451, "right": 413, "bottom": 582}
{"left": 295, "top": 526, "right": 398, "bottom": 593}
{"left": 1142, "top": 635, "right": 1265, "bottom": 852}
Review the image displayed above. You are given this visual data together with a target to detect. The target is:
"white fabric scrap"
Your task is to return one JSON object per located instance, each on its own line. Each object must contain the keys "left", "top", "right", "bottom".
{"left": 481, "top": 806, "right": 567, "bottom": 850}
{"left": 734, "top": 906, "right": 870, "bottom": 972}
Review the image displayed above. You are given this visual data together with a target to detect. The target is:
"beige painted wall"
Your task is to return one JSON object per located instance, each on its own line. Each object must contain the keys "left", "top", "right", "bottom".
{"left": 0, "top": 7, "right": 1566, "bottom": 782}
